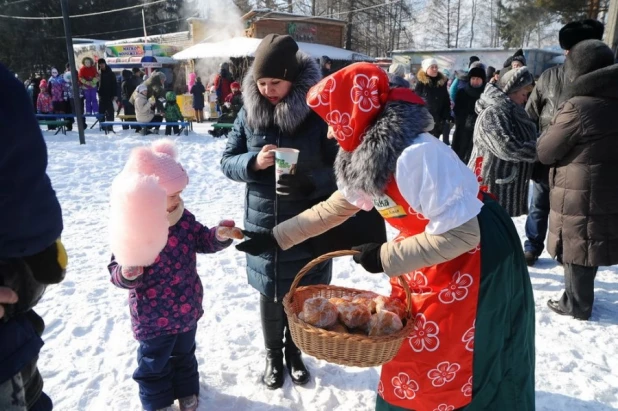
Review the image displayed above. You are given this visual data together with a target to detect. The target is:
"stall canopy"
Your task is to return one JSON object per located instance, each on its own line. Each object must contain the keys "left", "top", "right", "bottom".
{"left": 172, "top": 37, "right": 374, "bottom": 61}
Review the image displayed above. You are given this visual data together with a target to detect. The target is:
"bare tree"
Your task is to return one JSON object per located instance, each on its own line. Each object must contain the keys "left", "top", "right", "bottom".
{"left": 469, "top": 0, "right": 477, "bottom": 47}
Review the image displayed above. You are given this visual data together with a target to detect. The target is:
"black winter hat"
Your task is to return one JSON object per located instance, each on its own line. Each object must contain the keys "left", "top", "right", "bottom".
{"left": 486, "top": 66, "right": 496, "bottom": 79}
{"left": 565, "top": 39, "right": 614, "bottom": 79}
{"left": 559, "top": 19, "right": 604, "bottom": 50}
{"left": 469, "top": 55, "right": 480, "bottom": 67}
{"left": 503, "top": 49, "right": 526, "bottom": 68}
{"left": 97, "top": 58, "right": 107, "bottom": 65}
{"left": 468, "top": 66, "right": 487, "bottom": 83}
{"left": 253, "top": 34, "right": 299, "bottom": 81}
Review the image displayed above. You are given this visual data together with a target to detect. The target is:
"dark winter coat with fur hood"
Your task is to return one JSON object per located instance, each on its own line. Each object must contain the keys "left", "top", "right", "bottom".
{"left": 414, "top": 70, "right": 451, "bottom": 127}
{"left": 468, "top": 83, "right": 537, "bottom": 217}
{"left": 537, "top": 63, "right": 618, "bottom": 267}
{"left": 220, "top": 53, "right": 339, "bottom": 299}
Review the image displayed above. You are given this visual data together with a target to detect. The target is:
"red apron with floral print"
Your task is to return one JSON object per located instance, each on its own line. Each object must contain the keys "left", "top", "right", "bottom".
{"left": 374, "top": 178, "right": 481, "bottom": 411}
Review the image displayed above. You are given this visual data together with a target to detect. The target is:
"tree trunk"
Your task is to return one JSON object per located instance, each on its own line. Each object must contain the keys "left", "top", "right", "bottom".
{"left": 345, "top": 0, "right": 354, "bottom": 50}
{"left": 469, "top": 0, "right": 476, "bottom": 47}
{"left": 447, "top": 0, "right": 451, "bottom": 48}
{"left": 455, "top": 0, "right": 461, "bottom": 48}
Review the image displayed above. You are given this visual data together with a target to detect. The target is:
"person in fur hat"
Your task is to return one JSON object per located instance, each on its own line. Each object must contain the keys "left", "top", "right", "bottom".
{"left": 221, "top": 34, "right": 386, "bottom": 390}
{"left": 414, "top": 58, "right": 451, "bottom": 143}
{"left": 523, "top": 18, "right": 604, "bottom": 267}
{"left": 78, "top": 57, "right": 98, "bottom": 114}
{"left": 108, "top": 139, "right": 237, "bottom": 411}
{"left": 236, "top": 62, "right": 534, "bottom": 411}
{"left": 468, "top": 66, "right": 537, "bottom": 217}
{"left": 537, "top": 39, "right": 618, "bottom": 321}
{"left": 452, "top": 65, "right": 486, "bottom": 164}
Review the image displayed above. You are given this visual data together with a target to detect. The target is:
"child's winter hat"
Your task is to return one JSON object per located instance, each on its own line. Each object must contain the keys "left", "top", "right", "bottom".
{"left": 231, "top": 82, "right": 240, "bottom": 90}
{"left": 39, "top": 79, "right": 48, "bottom": 89}
{"left": 165, "top": 91, "right": 177, "bottom": 102}
{"left": 124, "top": 139, "right": 188, "bottom": 195}
{"left": 421, "top": 58, "right": 438, "bottom": 72}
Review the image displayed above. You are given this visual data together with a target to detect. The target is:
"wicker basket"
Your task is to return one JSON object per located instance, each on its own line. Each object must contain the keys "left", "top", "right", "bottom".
{"left": 282, "top": 250, "right": 414, "bottom": 368}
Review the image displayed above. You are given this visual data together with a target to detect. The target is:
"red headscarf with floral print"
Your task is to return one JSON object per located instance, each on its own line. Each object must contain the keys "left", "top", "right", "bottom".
{"left": 307, "top": 62, "right": 425, "bottom": 152}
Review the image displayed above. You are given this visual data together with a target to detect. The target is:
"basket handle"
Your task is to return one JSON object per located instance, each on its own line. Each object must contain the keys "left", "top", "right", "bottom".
{"left": 289, "top": 250, "right": 413, "bottom": 318}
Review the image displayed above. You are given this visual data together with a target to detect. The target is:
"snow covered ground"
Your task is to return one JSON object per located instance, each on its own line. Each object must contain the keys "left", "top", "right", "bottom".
{"left": 36, "top": 124, "right": 618, "bottom": 411}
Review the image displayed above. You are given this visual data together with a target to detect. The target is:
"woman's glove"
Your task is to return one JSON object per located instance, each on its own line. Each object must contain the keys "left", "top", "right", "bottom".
{"left": 22, "top": 239, "right": 68, "bottom": 284}
{"left": 351, "top": 243, "right": 384, "bottom": 273}
{"left": 277, "top": 174, "right": 316, "bottom": 197}
{"left": 236, "top": 230, "right": 277, "bottom": 256}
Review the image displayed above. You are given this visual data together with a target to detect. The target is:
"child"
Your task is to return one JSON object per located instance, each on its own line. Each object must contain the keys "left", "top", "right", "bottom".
{"left": 222, "top": 81, "right": 243, "bottom": 117}
{"left": 78, "top": 57, "right": 99, "bottom": 114}
{"left": 36, "top": 79, "right": 54, "bottom": 130}
{"left": 164, "top": 91, "right": 183, "bottom": 136}
{"left": 107, "top": 139, "right": 240, "bottom": 411}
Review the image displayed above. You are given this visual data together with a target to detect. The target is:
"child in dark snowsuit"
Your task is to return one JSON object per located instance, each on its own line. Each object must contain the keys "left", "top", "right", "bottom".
{"left": 107, "top": 139, "right": 240, "bottom": 411}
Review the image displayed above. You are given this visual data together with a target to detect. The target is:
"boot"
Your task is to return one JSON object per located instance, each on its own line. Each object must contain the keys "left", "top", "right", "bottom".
{"left": 260, "top": 294, "right": 285, "bottom": 389}
{"left": 285, "top": 326, "right": 310, "bottom": 385}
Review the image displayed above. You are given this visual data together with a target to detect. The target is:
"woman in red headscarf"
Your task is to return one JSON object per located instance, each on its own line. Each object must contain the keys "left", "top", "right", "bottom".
{"left": 237, "top": 63, "right": 534, "bottom": 411}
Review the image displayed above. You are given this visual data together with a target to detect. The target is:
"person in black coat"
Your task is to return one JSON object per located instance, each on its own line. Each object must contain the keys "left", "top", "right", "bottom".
{"left": 190, "top": 77, "right": 206, "bottom": 123}
{"left": 414, "top": 58, "right": 451, "bottom": 141}
{"left": 523, "top": 18, "right": 604, "bottom": 267}
{"left": 97, "top": 59, "right": 117, "bottom": 131}
{"left": 120, "top": 69, "right": 137, "bottom": 130}
{"left": 221, "top": 34, "right": 385, "bottom": 390}
{"left": 452, "top": 66, "right": 486, "bottom": 164}
{"left": 0, "top": 62, "right": 66, "bottom": 411}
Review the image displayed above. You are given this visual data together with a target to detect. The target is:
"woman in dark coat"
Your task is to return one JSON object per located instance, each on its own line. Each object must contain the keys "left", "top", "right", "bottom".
{"left": 220, "top": 34, "right": 341, "bottom": 390}
{"left": 452, "top": 66, "right": 486, "bottom": 164}
{"left": 537, "top": 40, "right": 618, "bottom": 321}
{"left": 190, "top": 77, "right": 206, "bottom": 123}
{"left": 414, "top": 58, "right": 451, "bottom": 141}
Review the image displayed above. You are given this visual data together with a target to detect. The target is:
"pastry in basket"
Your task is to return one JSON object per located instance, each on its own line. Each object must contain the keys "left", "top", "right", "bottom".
{"left": 300, "top": 297, "right": 338, "bottom": 328}
{"left": 335, "top": 301, "right": 371, "bottom": 329}
{"left": 367, "top": 310, "right": 404, "bottom": 337}
{"left": 325, "top": 321, "right": 349, "bottom": 334}
{"left": 374, "top": 296, "right": 406, "bottom": 320}
{"left": 352, "top": 292, "right": 379, "bottom": 313}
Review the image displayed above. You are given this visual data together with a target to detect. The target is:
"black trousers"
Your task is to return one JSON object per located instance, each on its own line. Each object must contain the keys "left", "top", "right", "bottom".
{"left": 558, "top": 263, "right": 598, "bottom": 320}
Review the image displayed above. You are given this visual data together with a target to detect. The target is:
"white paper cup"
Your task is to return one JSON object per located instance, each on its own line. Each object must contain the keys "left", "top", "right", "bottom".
{"left": 272, "top": 148, "right": 300, "bottom": 195}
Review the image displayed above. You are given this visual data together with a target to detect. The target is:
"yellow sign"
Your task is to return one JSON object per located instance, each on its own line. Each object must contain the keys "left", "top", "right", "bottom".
{"left": 373, "top": 195, "right": 407, "bottom": 219}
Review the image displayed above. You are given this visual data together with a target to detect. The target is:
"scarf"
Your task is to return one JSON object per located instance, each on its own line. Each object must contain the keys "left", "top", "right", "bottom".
{"left": 306, "top": 63, "right": 425, "bottom": 153}
{"left": 167, "top": 198, "right": 184, "bottom": 226}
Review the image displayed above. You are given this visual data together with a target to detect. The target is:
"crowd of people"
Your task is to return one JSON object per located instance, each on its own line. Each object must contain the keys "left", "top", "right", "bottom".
{"left": 2, "top": 16, "right": 618, "bottom": 411}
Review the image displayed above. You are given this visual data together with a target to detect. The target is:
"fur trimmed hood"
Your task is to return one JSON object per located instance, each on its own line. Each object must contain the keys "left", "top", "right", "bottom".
{"left": 562, "top": 61, "right": 618, "bottom": 101}
{"left": 242, "top": 52, "right": 321, "bottom": 135}
{"left": 334, "top": 101, "right": 434, "bottom": 196}
{"left": 416, "top": 69, "right": 448, "bottom": 87}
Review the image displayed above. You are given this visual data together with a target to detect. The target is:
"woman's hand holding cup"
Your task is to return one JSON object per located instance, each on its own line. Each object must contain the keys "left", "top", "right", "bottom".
{"left": 252, "top": 144, "right": 277, "bottom": 171}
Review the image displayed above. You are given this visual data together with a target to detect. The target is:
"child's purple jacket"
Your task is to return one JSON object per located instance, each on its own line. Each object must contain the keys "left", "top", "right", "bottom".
{"left": 108, "top": 209, "right": 231, "bottom": 341}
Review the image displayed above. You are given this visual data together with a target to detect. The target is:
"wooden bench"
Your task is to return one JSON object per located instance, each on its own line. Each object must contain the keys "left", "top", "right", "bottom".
{"left": 38, "top": 120, "right": 69, "bottom": 135}
{"left": 100, "top": 121, "right": 190, "bottom": 136}
{"left": 117, "top": 114, "right": 136, "bottom": 120}
{"left": 208, "top": 123, "right": 234, "bottom": 138}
